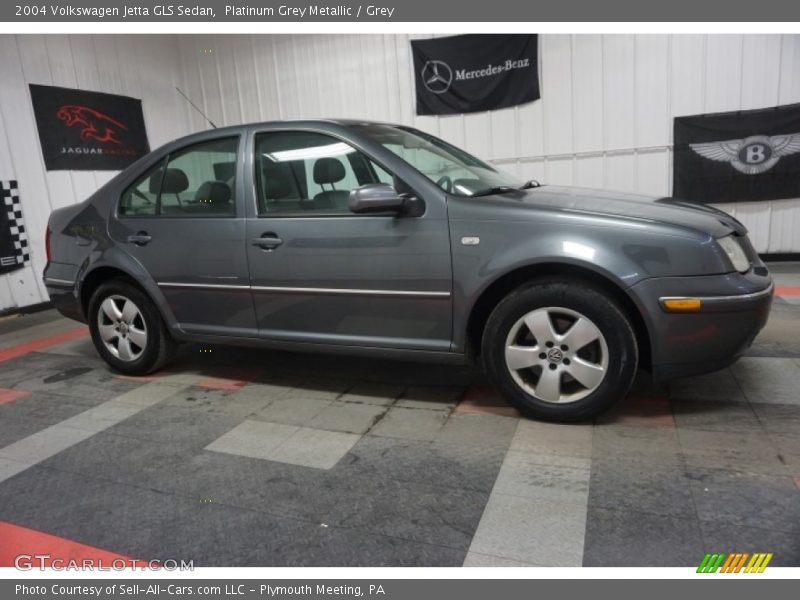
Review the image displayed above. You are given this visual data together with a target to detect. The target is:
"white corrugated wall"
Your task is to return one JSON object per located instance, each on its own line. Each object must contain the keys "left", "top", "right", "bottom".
{"left": 1, "top": 33, "right": 799, "bottom": 312}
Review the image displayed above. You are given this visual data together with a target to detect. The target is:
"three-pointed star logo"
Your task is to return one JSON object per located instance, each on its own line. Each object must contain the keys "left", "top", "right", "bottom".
{"left": 421, "top": 60, "right": 454, "bottom": 94}
{"left": 690, "top": 133, "right": 800, "bottom": 175}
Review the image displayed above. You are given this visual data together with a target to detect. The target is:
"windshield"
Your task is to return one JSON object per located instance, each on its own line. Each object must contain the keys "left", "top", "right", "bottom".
{"left": 351, "top": 123, "right": 525, "bottom": 197}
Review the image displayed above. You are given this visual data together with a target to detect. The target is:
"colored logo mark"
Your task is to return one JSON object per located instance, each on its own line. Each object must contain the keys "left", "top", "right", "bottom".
{"left": 697, "top": 552, "right": 773, "bottom": 573}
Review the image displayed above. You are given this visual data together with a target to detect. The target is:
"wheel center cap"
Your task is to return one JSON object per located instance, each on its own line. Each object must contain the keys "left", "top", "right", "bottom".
{"left": 547, "top": 348, "right": 563, "bottom": 363}
{"left": 119, "top": 323, "right": 129, "bottom": 335}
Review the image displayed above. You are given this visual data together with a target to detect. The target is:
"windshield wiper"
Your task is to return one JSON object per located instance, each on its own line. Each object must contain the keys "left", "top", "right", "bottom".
{"left": 520, "top": 179, "right": 541, "bottom": 190}
{"left": 470, "top": 185, "right": 519, "bottom": 197}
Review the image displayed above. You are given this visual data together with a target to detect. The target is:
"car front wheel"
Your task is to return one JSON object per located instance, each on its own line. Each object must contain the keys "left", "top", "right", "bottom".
{"left": 88, "top": 279, "right": 175, "bottom": 375}
{"left": 482, "top": 279, "right": 638, "bottom": 422}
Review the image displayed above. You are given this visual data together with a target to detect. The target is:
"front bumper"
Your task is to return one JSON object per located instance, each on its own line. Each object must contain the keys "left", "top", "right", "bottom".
{"left": 629, "top": 269, "right": 773, "bottom": 381}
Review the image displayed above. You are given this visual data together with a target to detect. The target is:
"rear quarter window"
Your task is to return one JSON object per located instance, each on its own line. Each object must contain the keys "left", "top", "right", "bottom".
{"left": 119, "top": 161, "right": 164, "bottom": 217}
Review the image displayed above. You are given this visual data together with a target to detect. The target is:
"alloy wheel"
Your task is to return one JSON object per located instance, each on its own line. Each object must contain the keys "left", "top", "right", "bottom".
{"left": 504, "top": 306, "right": 609, "bottom": 403}
{"left": 97, "top": 295, "right": 148, "bottom": 362}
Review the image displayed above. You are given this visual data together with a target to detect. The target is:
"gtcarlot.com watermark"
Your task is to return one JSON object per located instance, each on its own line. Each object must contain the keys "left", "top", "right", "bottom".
{"left": 14, "top": 554, "right": 194, "bottom": 571}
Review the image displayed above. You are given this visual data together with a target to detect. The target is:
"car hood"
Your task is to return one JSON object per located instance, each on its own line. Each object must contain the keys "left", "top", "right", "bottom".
{"left": 488, "top": 185, "right": 746, "bottom": 238}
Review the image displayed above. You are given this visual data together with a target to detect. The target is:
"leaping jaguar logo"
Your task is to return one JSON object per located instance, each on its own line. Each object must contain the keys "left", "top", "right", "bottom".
{"left": 56, "top": 105, "right": 128, "bottom": 144}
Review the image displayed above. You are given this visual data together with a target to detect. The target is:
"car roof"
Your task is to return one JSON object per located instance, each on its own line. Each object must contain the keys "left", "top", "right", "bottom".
{"left": 162, "top": 118, "right": 405, "bottom": 150}
{"left": 251, "top": 118, "right": 402, "bottom": 127}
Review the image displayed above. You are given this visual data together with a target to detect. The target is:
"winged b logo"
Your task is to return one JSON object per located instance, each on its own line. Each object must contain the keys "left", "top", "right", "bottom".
{"left": 690, "top": 133, "right": 800, "bottom": 175}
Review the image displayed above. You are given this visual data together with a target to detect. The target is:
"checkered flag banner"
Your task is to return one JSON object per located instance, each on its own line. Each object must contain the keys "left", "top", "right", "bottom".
{"left": 1, "top": 180, "right": 30, "bottom": 275}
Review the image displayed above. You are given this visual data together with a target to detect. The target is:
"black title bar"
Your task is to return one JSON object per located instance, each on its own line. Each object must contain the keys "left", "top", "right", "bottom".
{"left": 4, "top": 0, "right": 800, "bottom": 22}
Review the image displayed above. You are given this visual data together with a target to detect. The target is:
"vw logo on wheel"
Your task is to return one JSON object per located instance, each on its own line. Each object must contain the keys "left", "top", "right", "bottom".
{"left": 421, "top": 60, "right": 453, "bottom": 94}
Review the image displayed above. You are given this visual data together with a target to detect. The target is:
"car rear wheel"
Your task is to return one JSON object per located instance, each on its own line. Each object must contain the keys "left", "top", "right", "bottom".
{"left": 481, "top": 279, "right": 638, "bottom": 422}
{"left": 88, "top": 279, "right": 175, "bottom": 375}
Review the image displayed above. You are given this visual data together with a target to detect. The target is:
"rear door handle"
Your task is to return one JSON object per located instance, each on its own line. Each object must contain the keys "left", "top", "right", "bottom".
{"left": 251, "top": 234, "right": 283, "bottom": 250}
{"left": 127, "top": 231, "right": 152, "bottom": 246}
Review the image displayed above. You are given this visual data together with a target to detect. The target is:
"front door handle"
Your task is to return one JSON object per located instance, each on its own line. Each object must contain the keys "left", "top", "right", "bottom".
{"left": 127, "top": 231, "right": 152, "bottom": 246}
{"left": 251, "top": 234, "right": 283, "bottom": 250}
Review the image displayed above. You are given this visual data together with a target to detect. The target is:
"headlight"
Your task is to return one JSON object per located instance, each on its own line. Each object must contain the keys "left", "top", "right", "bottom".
{"left": 717, "top": 235, "right": 750, "bottom": 273}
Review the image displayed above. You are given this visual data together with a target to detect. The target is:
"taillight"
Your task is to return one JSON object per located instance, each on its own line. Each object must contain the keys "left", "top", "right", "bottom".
{"left": 45, "top": 226, "right": 52, "bottom": 262}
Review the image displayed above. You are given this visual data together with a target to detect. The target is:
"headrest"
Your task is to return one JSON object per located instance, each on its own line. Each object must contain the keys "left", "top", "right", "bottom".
{"left": 154, "top": 168, "right": 189, "bottom": 195}
{"left": 214, "top": 161, "right": 235, "bottom": 182}
{"left": 195, "top": 180, "right": 231, "bottom": 205}
{"left": 313, "top": 157, "right": 345, "bottom": 185}
{"left": 262, "top": 164, "right": 292, "bottom": 199}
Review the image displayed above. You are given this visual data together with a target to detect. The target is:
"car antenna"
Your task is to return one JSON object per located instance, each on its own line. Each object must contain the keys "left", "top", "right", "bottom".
{"left": 176, "top": 87, "right": 217, "bottom": 129}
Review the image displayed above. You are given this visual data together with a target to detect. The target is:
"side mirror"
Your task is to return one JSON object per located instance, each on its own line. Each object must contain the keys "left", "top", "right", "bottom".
{"left": 349, "top": 183, "right": 417, "bottom": 215}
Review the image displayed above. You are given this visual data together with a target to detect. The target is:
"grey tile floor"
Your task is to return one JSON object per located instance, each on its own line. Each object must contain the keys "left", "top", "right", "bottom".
{"left": 0, "top": 264, "right": 799, "bottom": 566}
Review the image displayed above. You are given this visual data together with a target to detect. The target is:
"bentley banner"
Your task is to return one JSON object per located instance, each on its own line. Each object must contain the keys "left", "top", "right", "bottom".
{"left": 29, "top": 84, "right": 150, "bottom": 171}
{"left": 411, "top": 34, "right": 539, "bottom": 116}
{"left": 673, "top": 103, "right": 800, "bottom": 203}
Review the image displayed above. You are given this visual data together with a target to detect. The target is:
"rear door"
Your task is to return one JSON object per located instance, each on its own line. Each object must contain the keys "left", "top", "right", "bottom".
{"left": 108, "top": 134, "right": 256, "bottom": 337}
{"left": 245, "top": 129, "right": 452, "bottom": 351}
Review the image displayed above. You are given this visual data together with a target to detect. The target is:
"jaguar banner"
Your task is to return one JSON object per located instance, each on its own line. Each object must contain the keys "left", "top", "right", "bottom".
{"left": 0, "top": 180, "right": 30, "bottom": 275}
{"left": 673, "top": 103, "right": 800, "bottom": 203}
{"left": 29, "top": 84, "right": 150, "bottom": 171}
{"left": 411, "top": 34, "right": 539, "bottom": 116}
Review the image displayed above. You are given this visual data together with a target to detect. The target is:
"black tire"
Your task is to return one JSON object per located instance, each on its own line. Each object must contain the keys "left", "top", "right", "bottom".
{"left": 481, "top": 279, "right": 638, "bottom": 422}
{"left": 88, "top": 278, "right": 176, "bottom": 375}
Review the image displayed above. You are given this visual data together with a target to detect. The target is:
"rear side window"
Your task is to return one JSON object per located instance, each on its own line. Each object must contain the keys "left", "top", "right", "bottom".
{"left": 119, "top": 137, "right": 239, "bottom": 218}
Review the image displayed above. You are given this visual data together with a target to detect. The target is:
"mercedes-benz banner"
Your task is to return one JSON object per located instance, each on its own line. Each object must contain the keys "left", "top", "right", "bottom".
{"left": 411, "top": 34, "right": 540, "bottom": 115}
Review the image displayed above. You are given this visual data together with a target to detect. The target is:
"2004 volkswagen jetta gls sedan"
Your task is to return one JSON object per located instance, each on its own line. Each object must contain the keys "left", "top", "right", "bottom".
{"left": 43, "top": 120, "right": 773, "bottom": 421}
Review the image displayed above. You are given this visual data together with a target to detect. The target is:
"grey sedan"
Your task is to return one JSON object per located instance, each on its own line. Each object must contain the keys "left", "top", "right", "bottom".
{"left": 43, "top": 120, "right": 773, "bottom": 421}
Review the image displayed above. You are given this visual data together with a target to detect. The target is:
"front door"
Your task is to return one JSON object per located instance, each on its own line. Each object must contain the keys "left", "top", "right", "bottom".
{"left": 245, "top": 130, "right": 452, "bottom": 351}
{"left": 109, "top": 135, "right": 256, "bottom": 337}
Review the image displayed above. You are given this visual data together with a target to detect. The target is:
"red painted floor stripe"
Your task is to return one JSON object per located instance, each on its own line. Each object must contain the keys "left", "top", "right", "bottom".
{"left": 776, "top": 286, "right": 800, "bottom": 297}
{"left": 197, "top": 367, "right": 263, "bottom": 391}
{"left": 603, "top": 394, "right": 675, "bottom": 428}
{"left": 196, "top": 377, "right": 248, "bottom": 391}
{"left": 455, "top": 384, "right": 520, "bottom": 418}
{"left": 0, "top": 326, "right": 88, "bottom": 363}
{"left": 0, "top": 521, "right": 140, "bottom": 568}
{"left": 0, "top": 388, "right": 31, "bottom": 406}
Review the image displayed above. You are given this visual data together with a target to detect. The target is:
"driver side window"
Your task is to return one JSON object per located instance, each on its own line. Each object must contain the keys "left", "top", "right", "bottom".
{"left": 255, "top": 131, "right": 395, "bottom": 216}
